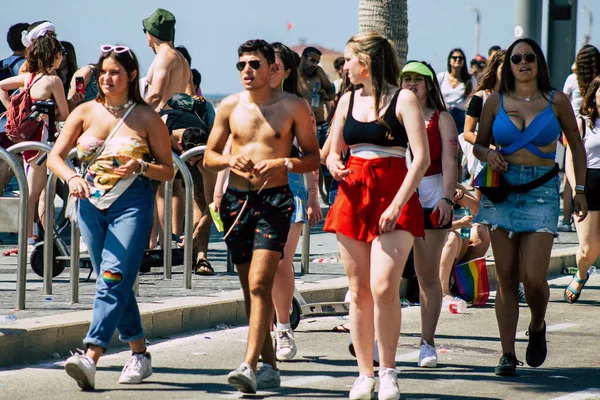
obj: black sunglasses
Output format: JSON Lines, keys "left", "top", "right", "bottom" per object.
{"left": 451, "top": 56, "right": 464, "bottom": 61}
{"left": 510, "top": 52, "right": 536, "bottom": 65}
{"left": 236, "top": 60, "right": 261, "bottom": 72}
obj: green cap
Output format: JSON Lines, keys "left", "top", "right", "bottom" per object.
{"left": 401, "top": 62, "right": 434, "bottom": 80}
{"left": 142, "top": 8, "right": 176, "bottom": 42}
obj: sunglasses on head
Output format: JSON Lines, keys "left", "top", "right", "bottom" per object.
{"left": 182, "top": 141, "right": 205, "bottom": 151}
{"left": 510, "top": 52, "right": 536, "bottom": 64}
{"left": 100, "top": 45, "right": 133, "bottom": 57}
{"left": 451, "top": 56, "right": 464, "bottom": 61}
{"left": 236, "top": 60, "right": 261, "bottom": 72}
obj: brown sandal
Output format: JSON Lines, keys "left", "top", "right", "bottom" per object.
{"left": 193, "top": 258, "right": 214, "bottom": 276}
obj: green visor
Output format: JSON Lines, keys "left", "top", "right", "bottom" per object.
{"left": 401, "top": 62, "right": 433, "bottom": 80}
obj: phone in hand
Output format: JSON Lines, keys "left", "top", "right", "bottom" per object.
{"left": 429, "top": 209, "right": 441, "bottom": 228}
{"left": 75, "top": 77, "right": 85, "bottom": 94}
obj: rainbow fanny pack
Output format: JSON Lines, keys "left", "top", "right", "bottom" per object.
{"left": 474, "top": 163, "right": 559, "bottom": 203}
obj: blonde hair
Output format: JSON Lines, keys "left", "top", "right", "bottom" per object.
{"left": 346, "top": 31, "right": 401, "bottom": 139}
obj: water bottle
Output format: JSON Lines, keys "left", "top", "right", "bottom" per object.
{"left": 311, "top": 81, "right": 321, "bottom": 108}
{"left": 0, "top": 315, "right": 17, "bottom": 324}
{"left": 455, "top": 207, "right": 471, "bottom": 239}
{"left": 442, "top": 298, "right": 467, "bottom": 314}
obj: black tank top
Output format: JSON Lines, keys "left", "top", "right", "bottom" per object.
{"left": 343, "top": 89, "right": 408, "bottom": 148}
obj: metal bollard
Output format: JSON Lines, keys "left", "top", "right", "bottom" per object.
{"left": 163, "top": 151, "right": 194, "bottom": 289}
{"left": 0, "top": 147, "right": 30, "bottom": 310}
{"left": 69, "top": 218, "right": 80, "bottom": 304}
{"left": 43, "top": 150, "right": 77, "bottom": 296}
{"left": 301, "top": 174, "right": 312, "bottom": 274}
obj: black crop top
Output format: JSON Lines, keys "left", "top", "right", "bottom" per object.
{"left": 343, "top": 89, "right": 409, "bottom": 148}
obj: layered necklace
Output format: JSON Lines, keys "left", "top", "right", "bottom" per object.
{"left": 103, "top": 99, "right": 133, "bottom": 115}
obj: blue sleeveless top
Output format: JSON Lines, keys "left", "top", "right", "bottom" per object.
{"left": 492, "top": 91, "right": 560, "bottom": 159}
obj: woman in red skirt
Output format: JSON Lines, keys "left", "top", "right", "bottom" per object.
{"left": 324, "top": 31, "right": 430, "bottom": 400}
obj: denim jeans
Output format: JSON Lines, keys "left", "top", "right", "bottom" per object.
{"left": 78, "top": 177, "right": 154, "bottom": 349}
{"left": 449, "top": 107, "right": 466, "bottom": 134}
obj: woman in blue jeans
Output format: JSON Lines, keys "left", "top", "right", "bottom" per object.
{"left": 47, "top": 45, "right": 173, "bottom": 390}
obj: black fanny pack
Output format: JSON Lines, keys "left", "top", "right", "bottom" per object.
{"left": 478, "top": 163, "right": 559, "bottom": 203}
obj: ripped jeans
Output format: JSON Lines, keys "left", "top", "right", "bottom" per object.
{"left": 78, "top": 177, "right": 154, "bottom": 349}
{"left": 474, "top": 164, "right": 560, "bottom": 237}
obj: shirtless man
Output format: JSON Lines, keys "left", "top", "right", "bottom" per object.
{"left": 142, "top": 8, "right": 193, "bottom": 110}
{"left": 204, "top": 39, "right": 319, "bottom": 393}
{"left": 298, "top": 46, "right": 335, "bottom": 203}
{"left": 142, "top": 8, "right": 195, "bottom": 248}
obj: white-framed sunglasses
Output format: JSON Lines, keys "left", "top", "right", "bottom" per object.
{"left": 100, "top": 45, "right": 132, "bottom": 58}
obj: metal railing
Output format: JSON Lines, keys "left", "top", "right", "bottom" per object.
{"left": 6, "top": 142, "right": 53, "bottom": 308}
{"left": 163, "top": 151, "right": 194, "bottom": 288}
{"left": 0, "top": 147, "right": 29, "bottom": 310}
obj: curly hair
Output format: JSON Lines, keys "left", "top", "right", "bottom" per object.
{"left": 24, "top": 21, "right": 61, "bottom": 74}
{"left": 575, "top": 45, "right": 600, "bottom": 101}
{"left": 579, "top": 75, "right": 600, "bottom": 129}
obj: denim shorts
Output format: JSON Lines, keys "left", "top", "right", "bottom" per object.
{"left": 474, "top": 164, "right": 559, "bottom": 236}
{"left": 288, "top": 172, "right": 308, "bottom": 223}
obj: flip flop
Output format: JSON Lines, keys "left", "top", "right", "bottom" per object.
{"left": 193, "top": 258, "right": 214, "bottom": 276}
{"left": 564, "top": 272, "right": 590, "bottom": 304}
{"left": 332, "top": 324, "right": 350, "bottom": 333}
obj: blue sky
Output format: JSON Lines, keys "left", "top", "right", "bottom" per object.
{"left": 2, "top": 0, "right": 600, "bottom": 95}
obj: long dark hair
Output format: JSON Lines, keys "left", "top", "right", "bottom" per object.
{"left": 60, "top": 41, "right": 78, "bottom": 94}
{"left": 500, "top": 38, "right": 554, "bottom": 98}
{"left": 24, "top": 21, "right": 61, "bottom": 75}
{"left": 475, "top": 50, "right": 506, "bottom": 92}
{"left": 346, "top": 31, "right": 400, "bottom": 139}
{"left": 95, "top": 48, "right": 145, "bottom": 106}
{"left": 271, "top": 42, "right": 301, "bottom": 97}
{"left": 446, "top": 48, "right": 473, "bottom": 97}
{"left": 580, "top": 75, "right": 600, "bottom": 128}
{"left": 402, "top": 61, "right": 447, "bottom": 112}
{"left": 575, "top": 45, "right": 600, "bottom": 100}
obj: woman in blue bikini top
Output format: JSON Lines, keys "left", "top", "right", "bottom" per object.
{"left": 471, "top": 38, "right": 588, "bottom": 376}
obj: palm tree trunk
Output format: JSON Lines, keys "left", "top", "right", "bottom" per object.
{"left": 358, "top": 0, "right": 408, "bottom": 66}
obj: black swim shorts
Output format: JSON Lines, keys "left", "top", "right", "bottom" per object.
{"left": 220, "top": 185, "right": 294, "bottom": 264}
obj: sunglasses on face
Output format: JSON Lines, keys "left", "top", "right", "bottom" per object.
{"left": 510, "top": 52, "right": 536, "bottom": 64}
{"left": 236, "top": 60, "right": 261, "bottom": 72}
{"left": 451, "top": 56, "right": 464, "bottom": 61}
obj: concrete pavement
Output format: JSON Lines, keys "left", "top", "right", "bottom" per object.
{"left": 1, "top": 274, "right": 599, "bottom": 399}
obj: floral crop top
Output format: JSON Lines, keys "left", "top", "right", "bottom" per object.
{"left": 76, "top": 135, "right": 151, "bottom": 200}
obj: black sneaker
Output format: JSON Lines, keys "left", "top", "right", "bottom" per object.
{"left": 526, "top": 321, "right": 547, "bottom": 367}
{"left": 495, "top": 353, "right": 522, "bottom": 376}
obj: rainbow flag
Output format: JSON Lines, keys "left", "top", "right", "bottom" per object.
{"left": 451, "top": 257, "right": 490, "bottom": 306}
{"left": 473, "top": 164, "right": 501, "bottom": 188}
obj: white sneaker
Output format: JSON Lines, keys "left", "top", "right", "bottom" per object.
{"left": 349, "top": 374, "right": 376, "bottom": 400}
{"left": 227, "top": 362, "right": 257, "bottom": 393}
{"left": 418, "top": 339, "right": 438, "bottom": 368}
{"left": 64, "top": 352, "right": 96, "bottom": 390}
{"left": 256, "top": 363, "right": 281, "bottom": 390}
{"left": 378, "top": 368, "right": 400, "bottom": 400}
{"left": 276, "top": 328, "right": 297, "bottom": 361}
{"left": 119, "top": 353, "right": 153, "bottom": 384}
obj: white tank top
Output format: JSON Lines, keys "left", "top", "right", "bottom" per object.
{"left": 583, "top": 117, "right": 600, "bottom": 169}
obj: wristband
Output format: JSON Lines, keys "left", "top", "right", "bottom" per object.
{"left": 67, "top": 174, "right": 80, "bottom": 184}
{"left": 134, "top": 160, "right": 148, "bottom": 176}
{"left": 441, "top": 197, "right": 453, "bottom": 205}
{"left": 575, "top": 184, "right": 586, "bottom": 193}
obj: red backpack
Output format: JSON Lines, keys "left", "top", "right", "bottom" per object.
{"left": 4, "top": 73, "right": 44, "bottom": 144}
